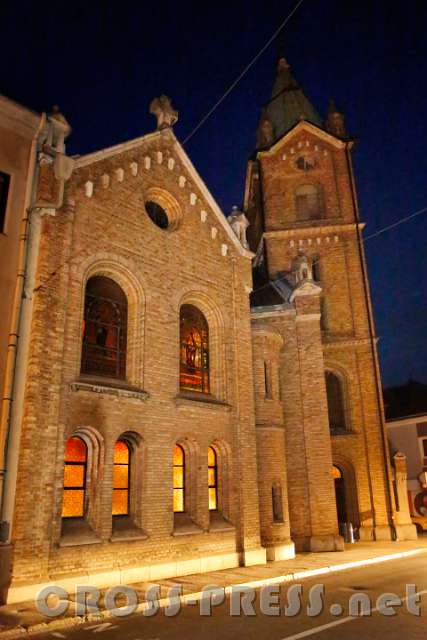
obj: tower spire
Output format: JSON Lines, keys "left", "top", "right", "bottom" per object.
{"left": 256, "top": 58, "right": 323, "bottom": 149}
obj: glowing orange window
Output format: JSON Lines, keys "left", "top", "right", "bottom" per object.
{"left": 62, "top": 436, "right": 87, "bottom": 518}
{"left": 112, "top": 440, "right": 130, "bottom": 516}
{"left": 173, "top": 445, "right": 185, "bottom": 513}
{"left": 208, "top": 446, "right": 218, "bottom": 511}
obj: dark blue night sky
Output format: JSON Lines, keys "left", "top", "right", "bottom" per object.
{"left": 1, "top": 1, "right": 426, "bottom": 387}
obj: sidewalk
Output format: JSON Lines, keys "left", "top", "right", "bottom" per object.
{"left": 1, "top": 539, "right": 426, "bottom": 638}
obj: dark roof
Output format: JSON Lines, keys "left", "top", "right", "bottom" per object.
{"left": 250, "top": 265, "right": 293, "bottom": 309}
{"left": 383, "top": 379, "right": 427, "bottom": 421}
{"left": 263, "top": 59, "right": 323, "bottom": 145}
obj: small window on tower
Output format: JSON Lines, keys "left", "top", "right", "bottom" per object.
{"left": 295, "top": 184, "right": 324, "bottom": 220}
{"left": 0, "top": 171, "right": 11, "bottom": 234}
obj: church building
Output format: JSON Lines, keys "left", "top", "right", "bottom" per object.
{"left": 0, "top": 59, "right": 416, "bottom": 604}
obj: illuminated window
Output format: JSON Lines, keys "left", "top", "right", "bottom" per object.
{"left": 62, "top": 436, "right": 87, "bottom": 518}
{"left": 180, "top": 304, "right": 210, "bottom": 394}
{"left": 112, "top": 440, "right": 130, "bottom": 516}
{"left": 332, "top": 465, "right": 342, "bottom": 479}
{"left": 173, "top": 445, "right": 185, "bottom": 513}
{"left": 81, "top": 276, "right": 127, "bottom": 379}
{"left": 325, "top": 371, "right": 347, "bottom": 433}
{"left": 0, "top": 171, "right": 10, "bottom": 234}
{"left": 295, "top": 184, "right": 324, "bottom": 220}
{"left": 208, "top": 447, "right": 218, "bottom": 511}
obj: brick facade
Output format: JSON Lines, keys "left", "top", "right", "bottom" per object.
{"left": 2, "top": 77, "right": 406, "bottom": 603}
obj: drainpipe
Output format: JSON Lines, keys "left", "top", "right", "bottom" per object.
{"left": 0, "top": 113, "right": 46, "bottom": 542}
{"left": 0, "top": 110, "right": 73, "bottom": 546}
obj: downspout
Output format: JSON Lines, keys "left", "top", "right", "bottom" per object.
{"left": 0, "top": 112, "right": 73, "bottom": 546}
{"left": 345, "top": 143, "right": 397, "bottom": 540}
{"left": 0, "top": 112, "right": 46, "bottom": 542}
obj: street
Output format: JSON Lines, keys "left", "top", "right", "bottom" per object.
{"left": 36, "top": 553, "right": 427, "bottom": 640}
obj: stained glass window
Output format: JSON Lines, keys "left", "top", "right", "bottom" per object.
{"left": 173, "top": 445, "right": 185, "bottom": 513}
{"left": 325, "top": 371, "right": 347, "bottom": 433}
{"left": 62, "top": 436, "right": 87, "bottom": 518}
{"left": 81, "top": 276, "right": 127, "bottom": 379}
{"left": 112, "top": 440, "right": 130, "bottom": 516}
{"left": 180, "top": 304, "right": 210, "bottom": 394}
{"left": 208, "top": 447, "right": 218, "bottom": 511}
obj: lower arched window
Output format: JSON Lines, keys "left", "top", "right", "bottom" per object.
{"left": 180, "top": 304, "right": 210, "bottom": 394}
{"left": 112, "top": 440, "right": 130, "bottom": 516}
{"left": 62, "top": 436, "right": 87, "bottom": 518}
{"left": 173, "top": 445, "right": 185, "bottom": 513}
{"left": 208, "top": 447, "right": 218, "bottom": 511}
{"left": 325, "top": 371, "right": 347, "bottom": 433}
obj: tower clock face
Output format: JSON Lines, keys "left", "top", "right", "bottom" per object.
{"left": 295, "top": 155, "right": 317, "bottom": 171}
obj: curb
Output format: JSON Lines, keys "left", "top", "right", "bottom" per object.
{"left": 2, "top": 547, "right": 426, "bottom": 639}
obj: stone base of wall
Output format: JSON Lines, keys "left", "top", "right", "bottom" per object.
{"left": 293, "top": 535, "right": 344, "bottom": 552}
{"left": 309, "top": 535, "right": 344, "bottom": 552}
{"left": 265, "top": 541, "right": 295, "bottom": 561}
{"left": 6, "top": 551, "right": 242, "bottom": 605}
{"left": 395, "top": 523, "right": 418, "bottom": 541}
{"left": 240, "top": 547, "right": 267, "bottom": 567}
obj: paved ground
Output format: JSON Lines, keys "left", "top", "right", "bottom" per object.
{"left": 1, "top": 538, "right": 427, "bottom": 639}
{"left": 35, "top": 554, "right": 427, "bottom": 640}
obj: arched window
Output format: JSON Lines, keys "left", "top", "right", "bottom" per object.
{"left": 295, "top": 184, "right": 324, "bottom": 220}
{"left": 272, "top": 483, "right": 284, "bottom": 523}
{"left": 208, "top": 447, "right": 218, "bottom": 511}
{"left": 180, "top": 304, "right": 210, "bottom": 394}
{"left": 62, "top": 436, "right": 87, "bottom": 518}
{"left": 325, "top": 371, "right": 347, "bottom": 433}
{"left": 173, "top": 445, "right": 185, "bottom": 513}
{"left": 112, "top": 440, "right": 130, "bottom": 516}
{"left": 81, "top": 276, "right": 127, "bottom": 379}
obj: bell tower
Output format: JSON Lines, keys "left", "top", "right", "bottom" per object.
{"left": 247, "top": 58, "right": 408, "bottom": 547}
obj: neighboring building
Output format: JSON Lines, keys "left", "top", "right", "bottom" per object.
{"left": 0, "top": 97, "right": 43, "bottom": 592}
{"left": 0, "top": 61, "right": 415, "bottom": 604}
{"left": 0, "top": 96, "right": 42, "bottom": 418}
{"left": 385, "top": 380, "right": 427, "bottom": 525}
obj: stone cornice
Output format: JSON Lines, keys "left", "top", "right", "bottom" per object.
{"left": 70, "top": 380, "right": 149, "bottom": 401}
{"left": 256, "top": 120, "right": 349, "bottom": 155}
{"left": 251, "top": 305, "right": 295, "bottom": 319}
{"left": 322, "top": 336, "right": 379, "bottom": 350}
{"left": 74, "top": 130, "right": 162, "bottom": 168}
{"left": 264, "top": 222, "right": 365, "bottom": 240}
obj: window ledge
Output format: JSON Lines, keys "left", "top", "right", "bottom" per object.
{"left": 174, "top": 392, "right": 231, "bottom": 411}
{"left": 71, "top": 378, "right": 149, "bottom": 401}
{"left": 330, "top": 430, "right": 356, "bottom": 437}
{"left": 208, "top": 514, "right": 235, "bottom": 533}
{"left": 110, "top": 517, "right": 148, "bottom": 542}
{"left": 110, "top": 531, "right": 148, "bottom": 543}
{"left": 172, "top": 516, "right": 204, "bottom": 536}
{"left": 59, "top": 520, "right": 102, "bottom": 547}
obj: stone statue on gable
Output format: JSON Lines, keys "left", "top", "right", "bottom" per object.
{"left": 228, "top": 206, "right": 250, "bottom": 249}
{"left": 149, "top": 95, "right": 179, "bottom": 130}
{"left": 293, "top": 250, "right": 313, "bottom": 285}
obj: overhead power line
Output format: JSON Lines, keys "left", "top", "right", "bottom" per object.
{"left": 182, "top": 0, "right": 306, "bottom": 145}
